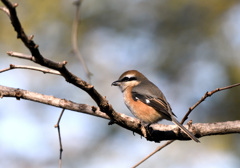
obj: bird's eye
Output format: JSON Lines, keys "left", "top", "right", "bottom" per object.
{"left": 121, "top": 76, "right": 137, "bottom": 82}
{"left": 121, "top": 77, "right": 130, "bottom": 82}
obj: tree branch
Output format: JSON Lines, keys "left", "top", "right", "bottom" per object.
{"left": 7, "top": 51, "right": 36, "bottom": 61}
{"left": 181, "top": 83, "right": 240, "bottom": 124}
{"left": 1, "top": 84, "right": 240, "bottom": 142}
{"left": 0, "top": 85, "right": 109, "bottom": 120}
{"left": 0, "top": 6, "right": 10, "bottom": 16}
{"left": 0, "top": 0, "right": 121, "bottom": 127}
{"left": 132, "top": 140, "right": 174, "bottom": 168}
{"left": 54, "top": 108, "right": 65, "bottom": 168}
{"left": 0, "top": 64, "right": 61, "bottom": 75}
{"left": 72, "top": 0, "right": 92, "bottom": 83}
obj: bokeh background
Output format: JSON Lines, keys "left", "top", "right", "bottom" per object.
{"left": 0, "top": 0, "right": 240, "bottom": 167}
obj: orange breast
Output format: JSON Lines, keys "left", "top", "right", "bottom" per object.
{"left": 123, "top": 87, "right": 163, "bottom": 123}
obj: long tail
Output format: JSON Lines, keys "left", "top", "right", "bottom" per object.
{"left": 171, "top": 117, "right": 200, "bottom": 143}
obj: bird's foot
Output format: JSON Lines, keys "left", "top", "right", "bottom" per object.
{"left": 140, "top": 122, "right": 154, "bottom": 138}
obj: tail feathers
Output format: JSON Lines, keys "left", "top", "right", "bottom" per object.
{"left": 171, "top": 117, "right": 200, "bottom": 143}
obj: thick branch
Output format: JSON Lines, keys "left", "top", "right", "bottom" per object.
{"left": 0, "top": 85, "right": 109, "bottom": 120}
{"left": 1, "top": 85, "right": 240, "bottom": 142}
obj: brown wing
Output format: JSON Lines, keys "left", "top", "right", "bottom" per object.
{"left": 132, "top": 92, "right": 175, "bottom": 121}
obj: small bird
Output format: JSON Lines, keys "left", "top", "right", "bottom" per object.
{"left": 112, "top": 70, "right": 199, "bottom": 142}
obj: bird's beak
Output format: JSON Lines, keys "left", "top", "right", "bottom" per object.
{"left": 111, "top": 80, "right": 121, "bottom": 86}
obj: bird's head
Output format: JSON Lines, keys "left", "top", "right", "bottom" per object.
{"left": 112, "top": 70, "right": 147, "bottom": 92}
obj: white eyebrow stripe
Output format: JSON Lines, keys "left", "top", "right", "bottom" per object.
{"left": 125, "top": 74, "right": 135, "bottom": 78}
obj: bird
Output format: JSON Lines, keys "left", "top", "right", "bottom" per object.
{"left": 112, "top": 70, "right": 200, "bottom": 143}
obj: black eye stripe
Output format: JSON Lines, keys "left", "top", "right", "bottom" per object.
{"left": 121, "top": 76, "right": 137, "bottom": 82}
{"left": 129, "top": 77, "right": 137, "bottom": 81}
{"left": 121, "top": 77, "right": 129, "bottom": 81}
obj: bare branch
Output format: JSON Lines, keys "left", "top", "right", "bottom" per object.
{"left": 0, "top": 6, "right": 10, "bottom": 16}
{"left": 72, "top": 0, "right": 92, "bottom": 83}
{"left": 181, "top": 83, "right": 240, "bottom": 124}
{"left": 54, "top": 109, "right": 65, "bottom": 168}
{"left": 132, "top": 140, "right": 174, "bottom": 168}
{"left": 7, "top": 51, "right": 36, "bottom": 61}
{"left": 1, "top": 0, "right": 120, "bottom": 125}
{"left": 141, "top": 120, "right": 240, "bottom": 165}
{"left": 1, "top": 84, "right": 240, "bottom": 142}
{"left": 0, "top": 85, "right": 109, "bottom": 120}
{"left": 0, "top": 64, "right": 61, "bottom": 75}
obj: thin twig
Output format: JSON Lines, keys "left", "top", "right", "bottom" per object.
{"left": 7, "top": 51, "right": 36, "bottom": 61}
{"left": 72, "top": 0, "right": 92, "bottom": 83}
{"left": 181, "top": 83, "right": 240, "bottom": 124}
{"left": 132, "top": 140, "right": 174, "bottom": 168}
{"left": 0, "top": 64, "right": 61, "bottom": 75}
{"left": 54, "top": 108, "right": 65, "bottom": 168}
{"left": 0, "top": 6, "right": 10, "bottom": 16}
